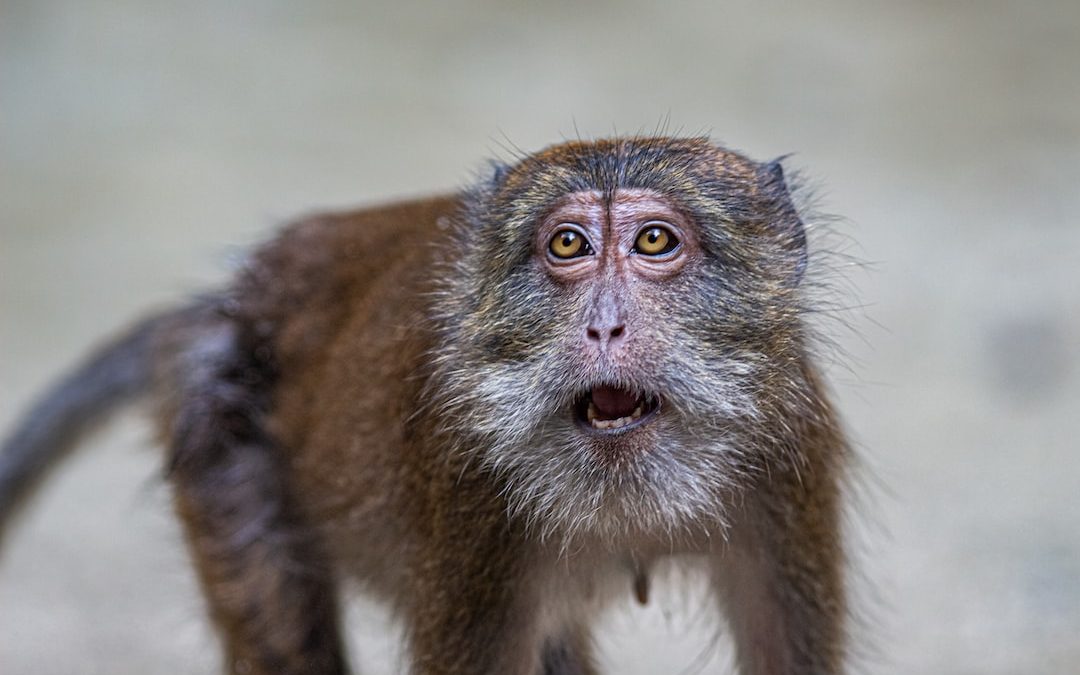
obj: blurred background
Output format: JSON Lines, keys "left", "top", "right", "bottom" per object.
{"left": 2, "top": 1, "right": 1078, "bottom": 673}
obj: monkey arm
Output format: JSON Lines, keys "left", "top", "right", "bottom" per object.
{"left": 401, "top": 465, "right": 598, "bottom": 675}
{"left": 716, "top": 484, "right": 846, "bottom": 675}
{"left": 404, "top": 475, "right": 544, "bottom": 675}
{"left": 713, "top": 390, "right": 848, "bottom": 675}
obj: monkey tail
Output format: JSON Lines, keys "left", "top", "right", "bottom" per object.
{"left": 0, "top": 314, "right": 162, "bottom": 545}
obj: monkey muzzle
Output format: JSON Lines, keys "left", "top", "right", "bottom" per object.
{"left": 575, "top": 384, "right": 661, "bottom": 434}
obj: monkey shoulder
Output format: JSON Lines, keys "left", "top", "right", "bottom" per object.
{"left": 226, "top": 195, "right": 460, "bottom": 365}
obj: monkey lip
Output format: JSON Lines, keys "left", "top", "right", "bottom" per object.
{"left": 574, "top": 385, "right": 661, "bottom": 434}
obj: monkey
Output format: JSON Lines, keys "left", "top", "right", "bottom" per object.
{"left": 0, "top": 136, "right": 850, "bottom": 675}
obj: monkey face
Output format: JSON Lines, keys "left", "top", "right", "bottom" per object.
{"left": 429, "top": 137, "right": 810, "bottom": 542}
{"left": 534, "top": 188, "right": 693, "bottom": 439}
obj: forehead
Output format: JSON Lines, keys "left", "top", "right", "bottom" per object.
{"left": 544, "top": 188, "right": 686, "bottom": 221}
{"left": 502, "top": 137, "right": 758, "bottom": 195}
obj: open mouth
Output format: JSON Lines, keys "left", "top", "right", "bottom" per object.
{"left": 574, "top": 384, "right": 661, "bottom": 433}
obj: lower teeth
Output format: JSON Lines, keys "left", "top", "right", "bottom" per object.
{"left": 587, "top": 402, "right": 645, "bottom": 430}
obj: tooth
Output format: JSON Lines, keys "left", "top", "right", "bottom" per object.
{"left": 631, "top": 406, "right": 642, "bottom": 419}
{"left": 587, "top": 403, "right": 597, "bottom": 422}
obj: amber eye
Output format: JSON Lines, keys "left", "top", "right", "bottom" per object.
{"left": 634, "top": 224, "right": 679, "bottom": 256}
{"left": 549, "top": 228, "right": 592, "bottom": 259}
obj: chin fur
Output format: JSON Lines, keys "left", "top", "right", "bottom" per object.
{"left": 421, "top": 335, "right": 798, "bottom": 549}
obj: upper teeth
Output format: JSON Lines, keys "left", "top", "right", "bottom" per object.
{"left": 587, "top": 402, "right": 644, "bottom": 430}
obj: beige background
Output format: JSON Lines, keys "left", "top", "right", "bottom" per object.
{"left": 2, "top": 1, "right": 1079, "bottom": 673}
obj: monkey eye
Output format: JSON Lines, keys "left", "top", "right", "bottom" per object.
{"left": 549, "top": 228, "right": 593, "bottom": 259}
{"left": 633, "top": 224, "right": 679, "bottom": 256}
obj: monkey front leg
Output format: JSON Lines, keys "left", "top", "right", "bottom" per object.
{"left": 714, "top": 471, "right": 847, "bottom": 675}
{"left": 404, "top": 502, "right": 597, "bottom": 675}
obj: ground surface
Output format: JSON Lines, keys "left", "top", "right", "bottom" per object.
{"left": 2, "top": 1, "right": 1079, "bottom": 673}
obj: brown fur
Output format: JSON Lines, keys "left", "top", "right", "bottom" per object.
{"left": 2, "top": 137, "right": 850, "bottom": 674}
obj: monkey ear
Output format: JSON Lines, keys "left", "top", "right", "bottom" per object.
{"left": 463, "top": 160, "right": 512, "bottom": 229}
{"left": 758, "top": 158, "right": 807, "bottom": 286}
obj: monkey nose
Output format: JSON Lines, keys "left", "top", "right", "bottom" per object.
{"left": 586, "top": 320, "right": 627, "bottom": 350}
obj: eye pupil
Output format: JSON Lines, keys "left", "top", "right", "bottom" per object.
{"left": 549, "top": 228, "right": 588, "bottom": 259}
{"left": 635, "top": 225, "right": 677, "bottom": 256}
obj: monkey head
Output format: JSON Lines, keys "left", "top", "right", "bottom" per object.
{"left": 429, "top": 137, "right": 811, "bottom": 543}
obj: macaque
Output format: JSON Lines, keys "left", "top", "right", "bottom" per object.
{"left": 0, "top": 136, "right": 849, "bottom": 674}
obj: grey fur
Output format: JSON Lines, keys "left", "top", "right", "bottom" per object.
{"left": 0, "top": 313, "right": 161, "bottom": 545}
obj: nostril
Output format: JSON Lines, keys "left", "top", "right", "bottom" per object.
{"left": 586, "top": 324, "right": 626, "bottom": 345}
